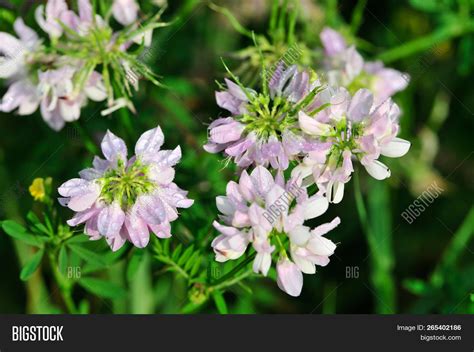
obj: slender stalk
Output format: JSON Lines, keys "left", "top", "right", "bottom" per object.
{"left": 354, "top": 170, "right": 396, "bottom": 313}
{"left": 118, "top": 108, "right": 136, "bottom": 141}
{"left": 210, "top": 269, "right": 254, "bottom": 292}
{"left": 73, "top": 122, "right": 98, "bottom": 155}
{"left": 48, "top": 250, "right": 77, "bottom": 314}
{"left": 211, "top": 252, "right": 256, "bottom": 286}
{"left": 377, "top": 21, "right": 474, "bottom": 63}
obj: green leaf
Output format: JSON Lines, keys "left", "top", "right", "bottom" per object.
{"left": 20, "top": 248, "right": 45, "bottom": 281}
{"left": 58, "top": 246, "right": 68, "bottom": 276}
{"left": 212, "top": 290, "right": 228, "bottom": 314}
{"left": 78, "top": 300, "right": 90, "bottom": 314}
{"left": 409, "top": 0, "right": 446, "bottom": 13}
{"left": 78, "top": 277, "right": 127, "bottom": 299}
{"left": 2, "top": 220, "right": 43, "bottom": 247}
{"left": 184, "top": 251, "right": 200, "bottom": 272}
{"left": 171, "top": 244, "right": 183, "bottom": 262}
{"left": 403, "top": 278, "right": 428, "bottom": 295}
{"left": 26, "top": 211, "right": 50, "bottom": 236}
{"left": 68, "top": 244, "right": 107, "bottom": 267}
{"left": 65, "top": 234, "right": 92, "bottom": 244}
{"left": 177, "top": 245, "right": 194, "bottom": 266}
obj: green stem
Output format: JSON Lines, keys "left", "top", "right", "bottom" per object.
{"left": 73, "top": 122, "right": 98, "bottom": 155}
{"left": 350, "top": 0, "right": 368, "bottom": 35}
{"left": 212, "top": 252, "right": 256, "bottom": 286}
{"left": 354, "top": 170, "right": 396, "bottom": 313}
{"left": 377, "top": 21, "right": 474, "bottom": 63}
{"left": 48, "top": 250, "right": 77, "bottom": 314}
{"left": 210, "top": 268, "right": 253, "bottom": 292}
{"left": 430, "top": 207, "right": 474, "bottom": 287}
{"left": 118, "top": 108, "right": 135, "bottom": 141}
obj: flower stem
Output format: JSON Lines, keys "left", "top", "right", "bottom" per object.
{"left": 210, "top": 268, "right": 254, "bottom": 292}
{"left": 377, "top": 21, "right": 474, "bottom": 63}
{"left": 354, "top": 169, "right": 396, "bottom": 313}
{"left": 211, "top": 252, "right": 256, "bottom": 286}
{"left": 73, "top": 122, "right": 98, "bottom": 155}
{"left": 48, "top": 250, "right": 77, "bottom": 314}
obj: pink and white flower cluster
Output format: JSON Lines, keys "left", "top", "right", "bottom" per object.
{"left": 295, "top": 87, "right": 410, "bottom": 203}
{"left": 58, "top": 126, "right": 193, "bottom": 251}
{"left": 212, "top": 166, "right": 339, "bottom": 296}
{"left": 0, "top": 0, "right": 154, "bottom": 130}
{"left": 204, "top": 65, "right": 321, "bottom": 170}
{"left": 206, "top": 28, "right": 411, "bottom": 297}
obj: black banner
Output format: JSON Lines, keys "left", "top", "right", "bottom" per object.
{"left": 0, "top": 315, "right": 473, "bottom": 351}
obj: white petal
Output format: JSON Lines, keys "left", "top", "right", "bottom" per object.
{"left": 327, "top": 180, "right": 344, "bottom": 204}
{"left": 347, "top": 88, "right": 373, "bottom": 122}
{"left": 380, "top": 138, "right": 410, "bottom": 158}
{"left": 216, "top": 196, "right": 235, "bottom": 216}
{"left": 135, "top": 126, "right": 164, "bottom": 156}
{"left": 68, "top": 184, "right": 100, "bottom": 212}
{"left": 365, "top": 160, "right": 391, "bottom": 180}
{"left": 288, "top": 225, "right": 311, "bottom": 246}
{"left": 125, "top": 212, "right": 150, "bottom": 248}
{"left": 276, "top": 258, "right": 303, "bottom": 297}
{"left": 292, "top": 251, "right": 316, "bottom": 274}
{"left": 298, "top": 111, "right": 332, "bottom": 136}
{"left": 101, "top": 130, "right": 127, "bottom": 162}
{"left": 0, "top": 33, "right": 24, "bottom": 78}
{"left": 303, "top": 195, "right": 329, "bottom": 220}
{"left": 148, "top": 165, "right": 175, "bottom": 185}
{"left": 307, "top": 236, "right": 337, "bottom": 256}
{"left": 97, "top": 202, "right": 125, "bottom": 237}
{"left": 250, "top": 166, "right": 275, "bottom": 195}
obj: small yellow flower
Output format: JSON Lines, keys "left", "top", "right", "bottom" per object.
{"left": 29, "top": 178, "right": 46, "bottom": 201}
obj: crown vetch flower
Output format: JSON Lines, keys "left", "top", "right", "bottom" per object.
{"left": 294, "top": 87, "right": 410, "bottom": 203}
{"left": 58, "top": 126, "right": 193, "bottom": 251}
{"left": 204, "top": 65, "right": 324, "bottom": 170}
{"left": 211, "top": 165, "right": 339, "bottom": 296}
{"left": 0, "top": 19, "right": 42, "bottom": 115}
{"left": 320, "top": 27, "right": 408, "bottom": 105}
{"left": 1, "top": 0, "right": 164, "bottom": 130}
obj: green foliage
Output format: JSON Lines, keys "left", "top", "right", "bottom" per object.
{"left": 78, "top": 277, "right": 127, "bottom": 300}
{"left": 20, "top": 248, "right": 44, "bottom": 281}
{"left": 0, "top": 0, "right": 473, "bottom": 315}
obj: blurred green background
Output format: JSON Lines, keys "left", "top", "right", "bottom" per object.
{"left": 0, "top": 0, "right": 473, "bottom": 314}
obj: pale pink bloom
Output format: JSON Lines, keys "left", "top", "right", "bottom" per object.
{"left": 37, "top": 67, "right": 106, "bottom": 130}
{"left": 296, "top": 87, "right": 410, "bottom": 202}
{"left": 212, "top": 165, "right": 339, "bottom": 296}
{"left": 0, "top": 18, "right": 39, "bottom": 79}
{"left": 205, "top": 66, "right": 321, "bottom": 170}
{"left": 58, "top": 126, "right": 193, "bottom": 251}
{"left": 0, "top": 19, "right": 42, "bottom": 115}
{"left": 320, "top": 27, "right": 408, "bottom": 105}
{"left": 35, "top": 0, "right": 69, "bottom": 38}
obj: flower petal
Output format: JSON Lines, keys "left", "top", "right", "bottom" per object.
{"left": 101, "top": 130, "right": 127, "bottom": 162}
{"left": 97, "top": 202, "right": 125, "bottom": 238}
{"left": 276, "top": 258, "right": 303, "bottom": 297}
{"left": 125, "top": 212, "right": 150, "bottom": 248}
{"left": 135, "top": 126, "right": 165, "bottom": 156}
{"left": 347, "top": 89, "right": 373, "bottom": 122}
{"left": 302, "top": 195, "right": 329, "bottom": 220}
{"left": 364, "top": 160, "right": 391, "bottom": 180}
{"left": 380, "top": 137, "right": 410, "bottom": 158}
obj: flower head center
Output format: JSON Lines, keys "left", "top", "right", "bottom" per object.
{"left": 99, "top": 159, "right": 155, "bottom": 209}
{"left": 240, "top": 94, "right": 295, "bottom": 140}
